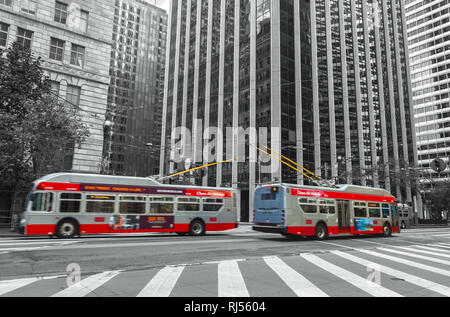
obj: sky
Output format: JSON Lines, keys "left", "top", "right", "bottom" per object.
{"left": 158, "top": 0, "right": 170, "bottom": 12}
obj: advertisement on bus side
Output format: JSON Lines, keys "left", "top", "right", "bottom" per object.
{"left": 109, "top": 215, "right": 175, "bottom": 230}
{"left": 354, "top": 218, "right": 374, "bottom": 232}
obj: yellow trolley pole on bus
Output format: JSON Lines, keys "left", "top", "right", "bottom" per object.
{"left": 253, "top": 145, "right": 338, "bottom": 188}
{"left": 250, "top": 145, "right": 316, "bottom": 183}
{"left": 158, "top": 158, "right": 237, "bottom": 182}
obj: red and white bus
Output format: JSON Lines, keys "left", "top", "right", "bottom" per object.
{"left": 253, "top": 183, "right": 400, "bottom": 240}
{"left": 20, "top": 173, "right": 237, "bottom": 238}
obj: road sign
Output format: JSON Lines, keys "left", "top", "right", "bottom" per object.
{"left": 430, "top": 158, "right": 447, "bottom": 173}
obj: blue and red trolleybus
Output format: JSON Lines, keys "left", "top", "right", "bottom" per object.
{"left": 253, "top": 183, "right": 400, "bottom": 240}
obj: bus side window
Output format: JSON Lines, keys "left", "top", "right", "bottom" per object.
{"left": 149, "top": 197, "right": 174, "bottom": 214}
{"left": 203, "top": 198, "right": 224, "bottom": 212}
{"left": 60, "top": 193, "right": 82, "bottom": 213}
{"left": 177, "top": 198, "right": 200, "bottom": 212}
{"left": 368, "top": 203, "right": 381, "bottom": 218}
{"left": 299, "top": 198, "right": 317, "bottom": 214}
{"left": 382, "top": 203, "right": 390, "bottom": 218}
{"left": 31, "top": 192, "right": 54, "bottom": 212}
{"left": 354, "top": 202, "right": 367, "bottom": 218}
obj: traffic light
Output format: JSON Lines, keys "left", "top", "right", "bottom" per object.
{"left": 430, "top": 158, "right": 447, "bottom": 173}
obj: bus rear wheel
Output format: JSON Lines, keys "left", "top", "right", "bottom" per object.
{"left": 315, "top": 223, "right": 328, "bottom": 240}
{"left": 382, "top": 223, "right": 392, "bottom": 237}
{"left": 189, "top": 220, "right": 206, "bottom": 236}
{"left": 56, "top": 220, "right": 78, "bottom": 239}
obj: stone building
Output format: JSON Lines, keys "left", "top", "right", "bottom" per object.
{"left": 0, "top": 0, "right": 114, "bottom": 173}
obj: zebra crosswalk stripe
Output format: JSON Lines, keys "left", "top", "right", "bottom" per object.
{"left": 409, "top": 245, "right": 450, "bottom": 255}
{"left": 217, "top": 260, "right": 249, "bottom": 297}
{"left": 263, "top": 256, "right": 328, "bottom": 297}
{"left": 377, "top": 247, "right": 450, "bottom": 266}
{"left": 386, "top": 245, "right": 450, "bottom": 259}
{"left": 0, "top": 277, "right": 39, "bottom": 296}
{"left": 52, "top": 271, "right": 121, "bottom": 297}
{"left": 433, "top": 244, "right": 450, "bottom": 249}
{"left": 356, "top": 249, "right": 450, "bottom": 277}
{"left": 331, "top": 250, "right": 450, "bottom": 297}
{"left": 137, "top": 266, "right": 185, "bottom": 297}
{"left": 301, "top": 253, "right": 402, "bottom": 297}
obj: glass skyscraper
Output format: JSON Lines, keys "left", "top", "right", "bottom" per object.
{"left": 406, "top": 0, "right": 450, "bottom": 184}
{"left": 103, "top": 0, "right": 167, "bottom": 177}
{"left": 161, "top": 0, "right": 419, "bottom": 221}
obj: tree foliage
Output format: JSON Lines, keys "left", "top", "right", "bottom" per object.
{"left": 422, "top": 180, "right": 450, "bottom": 220}
{"left": 0, "top": 42, "right": 90, "bottom": 192}
{"left": 0, "top": 42, "right": 50, "bottom": 117}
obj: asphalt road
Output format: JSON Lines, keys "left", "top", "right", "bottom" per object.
{"left": 1, "top": 226, "right": 450, "bottom": 297}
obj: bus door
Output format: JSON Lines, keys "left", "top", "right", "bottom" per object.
{"left": 391, "top": 204, "right": 400, "bottom": 230}
{"left": 337, "top": 200, "right": 350, "bottom": 232}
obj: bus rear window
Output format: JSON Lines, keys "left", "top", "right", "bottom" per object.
{"left": 261, "top": 193, "right": 277, "bottom": 201}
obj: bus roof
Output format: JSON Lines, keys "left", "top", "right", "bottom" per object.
{"left": 257, "top": 183, "right": 395, "bottom": 198}
{"left": 34, "top": 173, "right": 233, "bottom": 191}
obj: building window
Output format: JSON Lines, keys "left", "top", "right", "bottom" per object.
{"left": 49, "top": 80, "right": 60, "bottom": 96}
{"left": 49, "top": 37, "right": 64, "bottom": 61}
{"left": 79, "top": 10, "right": 89, "bottom": 32}
{"left": 66, "top": 85, "right": 81, "bottom": 107}
{"left": 0, "top": 0, "right": 12, "bottom": 6}
{"left": 16, "top": 28, "right": 33, "bottom": 49}
{"left": 21, "top": 0, "right": 37, "bottom": 14}
{"left": 70, "top": 43, "right": 85, "bottom": 67}
{"left": 0, "top": 22, "right": 8, "bottom": 47}
{"left": 54, "top": 1, "right": 68, "bottom": 24}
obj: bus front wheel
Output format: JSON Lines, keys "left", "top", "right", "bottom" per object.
{"left": 315, "top": 223, "right": 328, "bottom": 240}
{"left": 189, "top": 220, "right": 206, "bottom": 236}
{"left": 56, "top": 219, "right": 78, "bottom": 239}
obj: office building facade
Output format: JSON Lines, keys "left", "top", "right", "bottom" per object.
{"left": 161, "top": 0, "right": 419, "bottom": 221}
{"left": 0, "top": 0, "right": 114, "bottom": 173}
{"left": 406, "top": 0, "right": 450, "bottom": 182}
{"left": 102, "top": 0, "right": 167, "bottom": 177}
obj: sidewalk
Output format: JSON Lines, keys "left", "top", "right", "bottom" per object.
{"left": 0, "top": 227, "right": 21, "bottom": 237}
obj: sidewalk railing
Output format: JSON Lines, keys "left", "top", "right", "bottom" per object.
{"left": 0, "top": 211, "right": 22, "bottom": 230}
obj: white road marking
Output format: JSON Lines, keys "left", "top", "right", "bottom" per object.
{"left": 410, "top": 245, "right": 450, "bottom": 254}
{"left": 431, "top": 234, "right": 450, "bottom": 237}
{"left": 264, "top": 256, "right": 328, "bottom": 297}
{"left": 137, "top": 266, "right": 185, "bottom": 297}
{"left": 0, "top": 276, "right": 63, "bottom": 296}
{"left": 217, "top": 260, "right": 249, "bottom": 297}
{"left": 332, "top": 250, "right": 450, "bottom": 297}
{"left": 390, "top": 246, "right": 450, "bottom": 259}
{"left": 357, "top": 249, "right": 450, "bottom": 277}
{"left": 377, "top": 247, "right": 450, "bottom": 266}
{"left": 52, "top": 271, "right": 121, "bottom": 297}
{"left": 301, "top": 253, "right": 402, "bottom": 297}
{"left": 0, "top": 241, "right": 76, "bottom": 246}
{"left": 0, "top": 246, "right": 49, "bottom": 252}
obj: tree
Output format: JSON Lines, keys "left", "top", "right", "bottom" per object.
{"left": 0, "top": 42, "right": 50, "bottom": 117}
{"left": 0, "top": 42, "right": 90, "bottom": 213}
{"left": 421, "top": 180, "right": 450, "bottom": 220}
